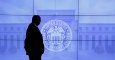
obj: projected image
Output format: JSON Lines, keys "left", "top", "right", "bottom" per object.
{"left": 41, "top": 20, "right": 72, "bottom": 52}
{"left": 0, "top": 0, "right": 115, "bottom": 60}
{"left": 38, "top": 10, "right": 77, "bottom": 60}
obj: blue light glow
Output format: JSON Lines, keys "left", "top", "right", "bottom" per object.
{"left": 0, "top": 0, "right": 115, "bottom": 60}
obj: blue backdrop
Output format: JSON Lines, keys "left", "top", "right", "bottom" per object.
{"left": 0, "top": 0, "right": 115, "bottom": 60}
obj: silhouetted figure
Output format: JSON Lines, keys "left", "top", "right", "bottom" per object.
{"left": 24, "top": 15, "right": 44, "bottom": 60}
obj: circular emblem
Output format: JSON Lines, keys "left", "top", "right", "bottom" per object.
{"left": 41, "top": 20, "right": 72, "bottom": 52}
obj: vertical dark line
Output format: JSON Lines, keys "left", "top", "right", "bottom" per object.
{"left": 77, "top": 0, "right": 80, "bottom": 60}
{"left": 54, "top": 0, "right": 56, "bottom": 17}
{"left": 55, "top": 0, "right": 56, "bottom": 10}
{"left": 33, "top": 0, "right": 35, "bottom": 15}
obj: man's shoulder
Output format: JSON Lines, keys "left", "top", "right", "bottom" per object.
{"left": 28, "top": 23, "right": 35, "bottom": 28}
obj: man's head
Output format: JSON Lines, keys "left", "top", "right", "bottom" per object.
{"left": 32, "top": 15, "right": 41, "bottom": 26}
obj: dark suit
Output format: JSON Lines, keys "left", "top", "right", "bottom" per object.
{"left": 24, "top": 23, "right": 44, "bottom": 60}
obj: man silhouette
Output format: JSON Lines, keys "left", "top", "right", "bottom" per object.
{"left": 24, "top": 15, "right": 44, "bottom": 60}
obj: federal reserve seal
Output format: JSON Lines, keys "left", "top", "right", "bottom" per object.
{"left": 41, "top": 20, "right": 72, "bottom": 52}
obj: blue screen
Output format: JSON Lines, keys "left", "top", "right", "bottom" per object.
{"left": 0, "top": 0, "right": 115, "bottom": 60}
